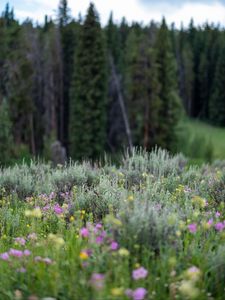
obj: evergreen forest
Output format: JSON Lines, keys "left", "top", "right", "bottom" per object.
{"left": 0, "top": 1, "right": 225, "bottom": 164}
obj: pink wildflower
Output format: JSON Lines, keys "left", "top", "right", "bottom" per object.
{"left": 188, "top": 266, "right": 199, "bottom": 273}
{"left": 94, "top": 223, "right": 103, "bottom": 234}
{"left": 125, "top": 289, "right": 133, "bottom": 298}
{"left": 43, "top": 205, "right": 50, "bottom": 212}
{"left": 216, "top": 211, "right": 221, "bottom": 218}
{"left": 188, "top": 223, "right": 197, "bottom": 233}
{"left": 9, "top": 249, "right": 24, "bottom": 258}
{"left": 110, "top": 241, "right": 119, "bottom": 251}
{"left": 54, "top": 204, "right": 63, "bottom": 215}
{"left": 215, "top": 222, "right": 225, "bottom": 231}
{"left": 90, "top": 273, "right": 105, "bottom": 290}
{"left": 42, "top": 257, "right": 53, "bottom": 264}
{"left": 34, "top": 256, "right": 42, "bottom": 262}
{"left": 207, "top": 219, "right": 213, "bottom": 226}
{"left": 23, "top": 250, "right": 31, "bottom": 256}
{"left": 132, "top": 267, "right": 148, "bottom": 280}
{"left": 34, "top": 256, "right": 52, "bottom": 264}
{"left": 27, "top": 233, "right": 37, "bottom": 241}
{"left": 95, "top": 230, "right": 107, "bottom": 244}
{"left": 16, "top": 267, "right": 26, "bottom": 273}
{"left": 132, "top": 288, "right": 147, "bottom": 300}
{"left": 14, "top": 237, "right": 26, "bottom": 246}
{"left": 80, "top": 227, "right": 89, "bottom": 238}
{"left": 96, "top": 236, "right": 104, "bottom": 244}
{"left": 0, "top": 252, "right": 10, "bottom": 261}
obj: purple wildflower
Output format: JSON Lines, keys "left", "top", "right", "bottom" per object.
{"left": 216, "top": 211, "right": 221, "bottom": 218}
{"left": 34, "top": 256, "right": 52, "bottom": 264}
{"left": 54, "top": 204, "right": 63, "bottom": 215}
{"left": 96, "top": 236, "right": 104, "bottom": 244}
{"left": 0, "top": 252, "right": 10, "bottom": 261}
{"left": 215, "top": 222, "right": 224, "bottom": 231}
{"left": 188, "top": 223, "right": 197, "bottom": 233}
{"left": 23, "top": 250, "right": 31, "bottom": 256}
{"left": 132, "top": 267, "right": 148, "bottom": 280}
{"left": 84, "top": 249, "right": 93, "bottom": 256}
{"left": 80, "top": 227, "right": 89, "bottom": 238}
{"left": 49, "top": 192, "right": 56, "bottom": 200}
{"left": 90, "top": 273, "right": 105, "bottom": 290}
{"left": 125, "top": 289, "right": 134, "bottom": 298}
{"left": 95, "top": 230, "right": 107, "bottom": 244}
{"left": 132, "top": 288, "right": 147, "bottom": 300}
{"left": 42, "top": 205, "right": 50, "bottom": 212}
{"left": 42, "top": 257, "right": 53, "bottom": 264}
{"left": 14, "top": 237, "right": 26, "bottom": 246}
{"left": 94, "top": 223, "right": 103, "bottom": 234}
{"left": 34, "top": 256, "right": 42, "bottom": 262}
{"left": 9, "top": 249, "right": 24, "bottom": 258}
{"left": 188, "top": 266, "right": 199, "bottom": 273}
{"left": 27, "top": 233, "right": 37, "bottom": 241}
{"left": 207, "top": 219, "right": 213, "bottom": 226}
{"left": 16, "top": 267, "right": 26, "bottom": 273}
{"left": 110, "top": 241, "right": 119, "bottom": 251}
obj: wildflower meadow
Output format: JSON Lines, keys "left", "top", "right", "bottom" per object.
{"left": 0, "top": 149, "right": 225, "bottom": 299}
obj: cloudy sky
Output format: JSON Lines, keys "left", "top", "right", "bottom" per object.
{"left": 1, "top": 0, "right": 225, "bottom": 26}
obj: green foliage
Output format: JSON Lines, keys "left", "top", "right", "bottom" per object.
{"left": 58, "top": 0, "right": 71, "bottom": 27}
{"left": 0, "top": 149, "right": 225, "bottom": 298}
{"left": 106, "top": 12, "right": 122, "bottom": 68}
{"left": 69, "top": 3, "right": 107, "bottom": 160}
{"left": 208, "top": 173, "right": 225, "bottom": 205}
{"left": 209, "top": 41, "right": 225, "bottom": 126}
{"left": 176, "top": 118, "right": 225, "bottom": 161}
{"left": 0, "top": 99, "right": 13, "bottom": 165}
{"left": 125, "top": 28, "right": 161, "bottom": 149}
{"left": 155, "top": 18, "right": 181, "bottom": 150}
{"left": 1, "top": 3, "right": 225, "bottom": 165}
{"left": 208, "top": 245, "right": 225, "bottom": 295}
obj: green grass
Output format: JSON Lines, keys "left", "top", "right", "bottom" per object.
{"left": 177, "top": 118, "right": 225, "bottom": 161}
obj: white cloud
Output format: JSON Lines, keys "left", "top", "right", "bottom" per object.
{"left": 13, "top": 0, "right": 225, "bottom": 26}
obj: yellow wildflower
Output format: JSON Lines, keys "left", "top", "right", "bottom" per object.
{"left": 70, "top": 216, "right": 75, "bottom": 222}
{"left": 25, "top": 208, "right": 42, "bottom": 218}
{"left": 79, "top": 251, "right": 89, "bottom": 260}
{"left": 179, "top": 280, "right": 199, "bottom": 299}
{"left": 118, "top": 248, "right": 129, "bottom": 257}
{"left": 48, "top": 234, "right": 65, "bottom": 248}
{"left": 127, "top": 195, "right": 134, "bottom": 202}
{"left": 111, "top": 288, "right": 124, "bottom": 296}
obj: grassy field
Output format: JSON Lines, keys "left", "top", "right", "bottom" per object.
{"left": 177, "top": 118, "right": 225, "bottom": 162}
{"left": 0, "top": 149, "right": 225, "bottom": 299}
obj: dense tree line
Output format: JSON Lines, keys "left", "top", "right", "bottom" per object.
{"left": 0, "top": 1, "right": 224, "bottom": 163}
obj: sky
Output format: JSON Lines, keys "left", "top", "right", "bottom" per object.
{"left": 1, "top": 0, "right": 225, "bottom": 26}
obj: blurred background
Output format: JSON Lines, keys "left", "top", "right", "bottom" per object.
{"left": 0, "top": 0, "right": 225, "bottom": 165}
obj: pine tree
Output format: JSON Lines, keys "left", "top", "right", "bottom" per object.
{"left": 125, "top": 29, "right": 160, "bottom": 149}
{"left": 2, "top": 3, "right": 14, "bottom": 27}
{"left": 155, "top": 18, "right": 181, "bottom": 150}
{"left": 6, "top": 22, "right": 35, "bottom": 154}
{"left": 209, "top": 42, "right": 225, "bottom": 126}
{"left": 0, "top": 98, "right": 13, "bottom": 164}
{"left": 182, "top": 43, "right": 194, "bottom": 116}
{"left": 58, "top": 0, "right": 76, "bottom": 148}
{"left": 58, "top": 0, "right": 71, "bottom": 27}
{"left": 106, "top": 12, "right": 121, "bottom": 68}
{"left": 69, "top": 3, "right": 107, "bottom": 160}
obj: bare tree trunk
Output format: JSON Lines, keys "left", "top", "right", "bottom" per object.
{"left": 109, "top": 54, "right": 133, "bottom": 150}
